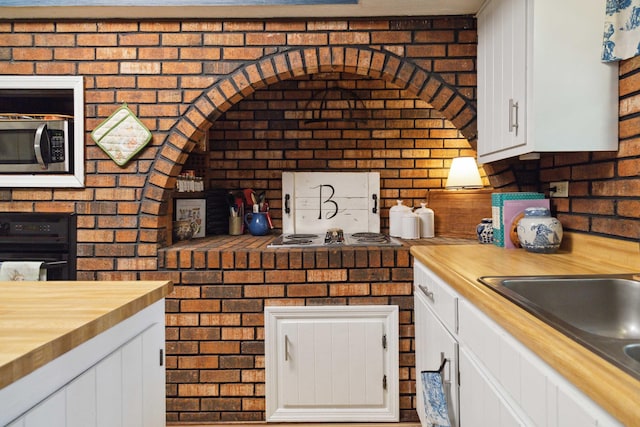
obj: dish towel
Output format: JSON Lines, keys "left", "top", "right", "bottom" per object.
{"left": 0, "top": 261, "right": 45, "bottom": 281}
{"left": 603, "top": 0, "right": 640, "bottom": 62}
{"left": 421, "top": 359, "right": 452, "bottom": 427}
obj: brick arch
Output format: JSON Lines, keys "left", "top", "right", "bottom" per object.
{"left": 142, "top": 46, "right": 478, "bottom": 244}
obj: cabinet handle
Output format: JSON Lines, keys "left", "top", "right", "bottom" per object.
{"left": 418, "top": 284, "right": 434, "bottom": 302}
{"left": 509, "top": 98, "right": 519, "bottom": 136}
{"left": 284, "top": 334, "right": 289, "bottom": 361}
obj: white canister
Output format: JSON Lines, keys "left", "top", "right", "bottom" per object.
{"left": 415, "top": 202, "right": 435, "bottom": 238}
{"left": 401, "top": 211, "right": 420, "bottom": 239}
{"left": 389, "top": 200, "right": 411, "bottom": 237}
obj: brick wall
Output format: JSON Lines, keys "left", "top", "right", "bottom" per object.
{"left": 0, "top": 17, "right": 480, "bottom": 279}
{"left": 197, "top": 72, "right": 479, "bottom": 231}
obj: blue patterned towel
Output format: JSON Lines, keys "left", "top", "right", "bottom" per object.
{"left": 421, "top": 360, "right": 451, "bottom": 427}
{"left": 603, "top": 0, "right": 640, "bottom": 61}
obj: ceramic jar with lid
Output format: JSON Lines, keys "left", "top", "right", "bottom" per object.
{"left": 401, "top": 210, "right": 420, "bottom": 239}
{"left": 414, "top": 202, "right": 435, "bottom": 238}
{"left": 390, "top": 200, "right": 411, "bottom": 237}
{"left": 476, "top": 218, "right": 494, "bottom": 244}
{"left": 516, "top": 207, "right": 563, "bottom": 253}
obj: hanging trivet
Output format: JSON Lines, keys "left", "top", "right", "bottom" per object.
{"left": 91, "top": 103, "right": 152, "bottom": 167}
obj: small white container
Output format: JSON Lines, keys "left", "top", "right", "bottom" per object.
{"left": 389, "top": 200, "right": 411, "bottom": 237}
{"left": 415, "top": 202, "right": 435, "bottom": 238}
{"left": 401, "top": 211, "right": 420, "bottom": 239}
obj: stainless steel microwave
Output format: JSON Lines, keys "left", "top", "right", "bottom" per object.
{"left": 0, "top": 116, "right": 72, "bottom": 173}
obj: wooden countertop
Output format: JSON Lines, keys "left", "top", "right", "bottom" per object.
{"left": 410, "top": 232, "right": 640, "bottom": 426}
{"left": 0, "top": 280, "right": 173, "bottom": 390}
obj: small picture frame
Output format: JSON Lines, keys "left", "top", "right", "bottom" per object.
{"left": 175, "top": 198, "right": 206, "bottom": 238}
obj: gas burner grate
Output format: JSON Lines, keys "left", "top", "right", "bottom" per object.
{"left": 350, "top": 232, "right": 389, "bottom": 243}
{"left": 281, "top": 239, "right": 314, "bottom": 245}
{"left": 285, "top": 234, "right": 319, "bottom": 240}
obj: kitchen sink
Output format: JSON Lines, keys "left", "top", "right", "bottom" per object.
{"left": 478, "top": 274, "right": 640, "bottom": 380}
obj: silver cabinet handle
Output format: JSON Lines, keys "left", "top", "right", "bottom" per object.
{"left": 509, "top": 98, "right": 519, "bottom": 135}
{"left": 284, "top": 334, "right": 289, "bottom": 361}
{"left": 418, "top": 284, "right": 434, "bottom": 302}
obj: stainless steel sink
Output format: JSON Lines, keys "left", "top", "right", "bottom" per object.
{"left": 478, "top": 274, "right": 640, "bottom": 380}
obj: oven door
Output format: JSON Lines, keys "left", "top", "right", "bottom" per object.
{"left": 0, "top": 252, "right": 72, "bottom": 281}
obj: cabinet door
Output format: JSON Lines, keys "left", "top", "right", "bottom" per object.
{"left": 459, "top": 348, "right": 525, "bottom": 427}
{"left": 415, "top": 288, "right": 459, "bottom": 427}
{"left": 265, "top": 306, "right": 399, "bottom": 422}
{"left": 7, "top": 320, "right": 165, "bottom": 427}
{"left": 477, "top": 0, "right": 527, "bottom": 162}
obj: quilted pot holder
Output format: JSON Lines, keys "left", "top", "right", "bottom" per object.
{"left": 91, "top": 103, "right": 152, "bottom": 167}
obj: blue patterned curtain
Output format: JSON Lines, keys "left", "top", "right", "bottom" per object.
{"left": 603, "top": 0, "right": 640, "bottom": 61}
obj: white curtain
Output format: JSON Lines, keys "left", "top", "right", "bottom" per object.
{"left": 603, "top": 0, "right": 640, "bottom": 61}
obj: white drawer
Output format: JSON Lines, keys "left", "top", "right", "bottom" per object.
{"left": 414, "top": 261, "right": 458, "bottom": 333}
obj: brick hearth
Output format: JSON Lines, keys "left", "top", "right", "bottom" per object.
{"left": 158, "top": 235, "right": 473, "bottom": 423}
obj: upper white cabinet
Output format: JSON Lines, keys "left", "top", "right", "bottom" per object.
{"left": 477, "top": 0, "right": 618, "bottom": 163}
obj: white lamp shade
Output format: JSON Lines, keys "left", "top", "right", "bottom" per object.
{"left": 445, "top": 156, "right": 483, "bottom": 189}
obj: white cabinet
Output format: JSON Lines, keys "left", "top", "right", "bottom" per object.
{"left": 2, "top": 300, "right": 166, "bottom": 427}
{"left": 477, "top": 0, "right": 618, "bottom": 163}
{"left": 458, "top": 348, "right": 525, "bottom": 427}
{"left": 413, "top": 260, "right": 622, "bottom": 427}
{"left": 264, "top": 305, "right": 399, "bottom": 422}
{"left": 414, "top": 269, "right": 459, "bottom": 427}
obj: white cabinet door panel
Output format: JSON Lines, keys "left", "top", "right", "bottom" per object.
{"left": 97, "top": 350, "right": 123, "bottom": 427}
{"left": 66, "top": 368, "right": 97, "bottom": 427}
{"left": 459, "top": 348, "right": 525, "bottom": 427}
{"left": 24, "top": 392, "right": 66, "bottom": 427}
{"left": 266, "top": 305, "right": 398, "bottom": 422}
{"left": 415, "top": 285, "right": 459, "bottom": 427}
{"left": 281, "top": 319, "right": 383, "bottom": 407}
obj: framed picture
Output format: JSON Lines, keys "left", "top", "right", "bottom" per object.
{"left": 175, "top": 198, "right": 206, "bottom": 238}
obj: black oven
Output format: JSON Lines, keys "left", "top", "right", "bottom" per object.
{"left": 0, "top": 212, "right": 76, "bottom": 280}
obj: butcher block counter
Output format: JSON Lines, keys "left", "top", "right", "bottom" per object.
{"left": 0, "top": 280, "right": 173, "bottom": 426}
{"left": 411, "top": 232, "right": 640, "bottom": 426}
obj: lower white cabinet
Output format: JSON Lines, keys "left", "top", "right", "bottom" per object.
{"left": 413, "top": 260, "right": 622, "bottom": 427}
{"left": 2, "top": 300, "right": 166, "bottom": 427}
{"left": 414, "top": 279, "right": 459, "bottom": 426}
{"left": 458, "top": 347, "right": 525, "bottom": 427}
{"left": 264, "top": 305, "right": 399, "bottom": 422}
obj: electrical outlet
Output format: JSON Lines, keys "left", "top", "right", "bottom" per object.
{"left": 550, "top": 181, "right": 569, "bottom": 198}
